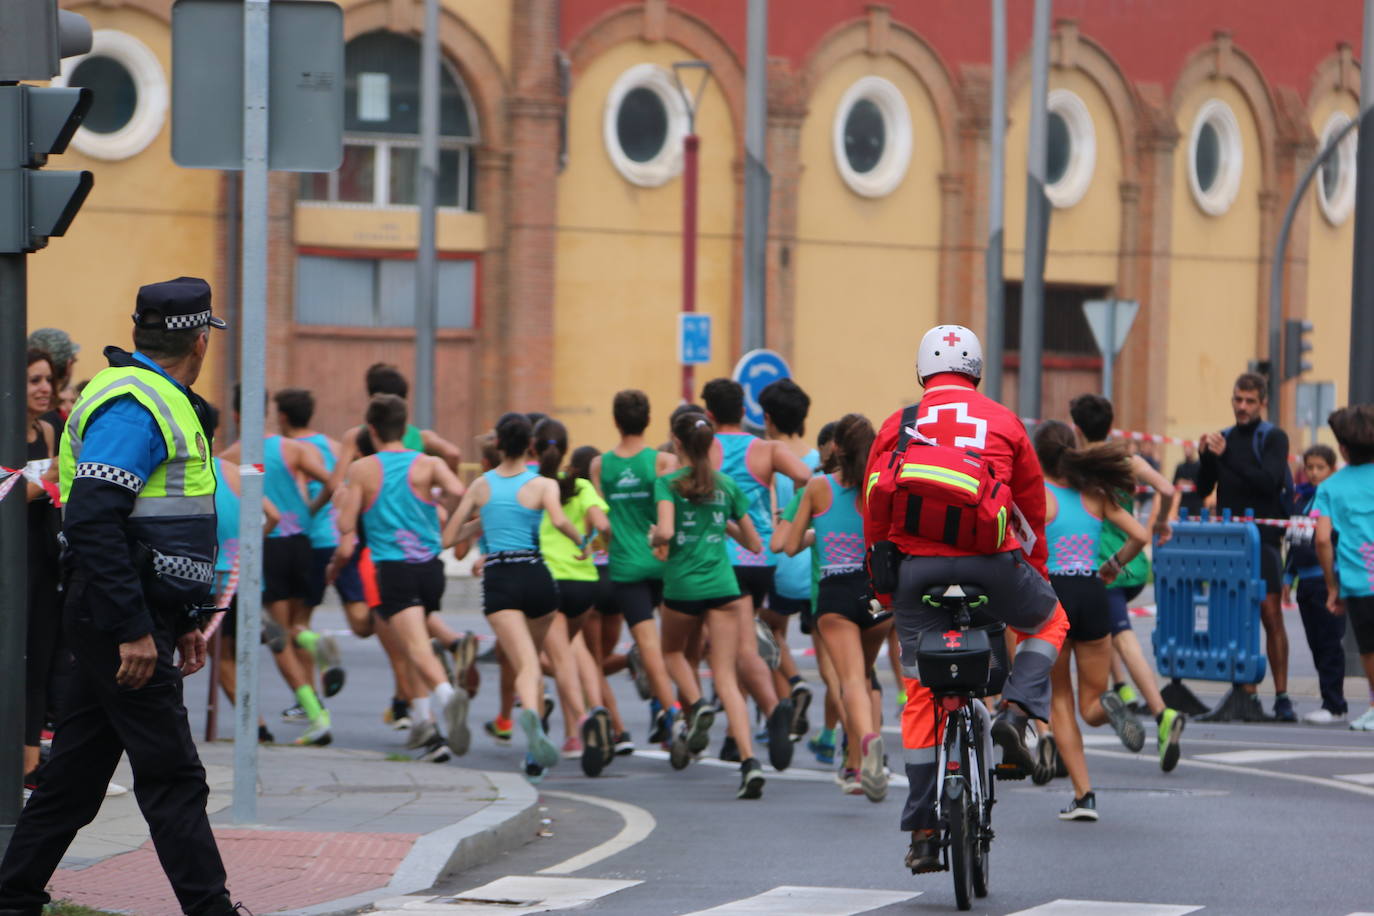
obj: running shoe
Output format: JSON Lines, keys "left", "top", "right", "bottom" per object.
{"left": 581, "top": 706, "right": 613, "bottom": 777}
{"left": 647, "top": 699, "right": 668, "bottom": 744}
{"left": 1032, "top": 732, "right": 1058, "bottom": 785}
{"left": 313, "top": 633, "right": 346, "bottom": 698}
{"left": 755, "top": 619, "right": 782, "bottom": 671}
{"left": 452, "top": 632, "right": 479, "bottom": 689}
{"left": 520, "top": 708, "right": 560, "bottom": 770}
{"left": 789, "top": 681, "right": 813, "bottom": 742}
{"left": 444, "top": 686, "right": 472, "bottom": 756}
{"left": 1058, "top": 791, "right": 1099, "bottom": 822}
{"left": 294, "top": 712, "right": 332, "bottom": 747}
{"left": 808, "top": 734, "right": 836, "bottom": 765}
{"left": 384, "top": 698, "right": 411, "bottom": 730}
{"left": 905, "top": 832, "right": 943, "bottom": 874}
{"left": 1273, "top": 694, "right": 1297, "bottom": 722}
{"left": 686, "top": 698, "right": 716, "bottom": 755}
{"left": 737, "top": 757, "right": 765, "bottom": 800}
{"left": 859, "top": 733, "right": 888, "bottom": 802}
{"left": 1100, "top": 690, "right": 1146, "bottom": 752}
{"left": 105, "top": 782, "right": 128, "bottom": 798}
{"left": 766, "top": 699, "right": 795, "bottom": 772}
{"left": 416, "top": 733, "right": 451, "bottom": 764}
{"left": 991, "top": 705, "right": 1034, "bottom": 779}
{"left": 541, "top": 693, "right": 556, "bottom": 734}
{"left": 407, "top": 720, "right": 438, "bottom": 750}
{"left": 258, "top": 725, "right": 275, "bottom": 744}
{"left": 523, "top": 753, "right": 547, "bottom": 785}
{"left": 719, "top": 734, "right": 741, "bottom": 763}
{"left": 1303, "top": 707, "right": 1347, "bottom": 725}
{"left": 280, "top": 704, "right": 307, "bottom": 724}
{"left": 626, "top": 645, "right": 652, "bottom": 701}
{"left": 613, "top": 731, "right": 635, "bottom": 756}
{"left": 668, "top": 718, "right": 691, "bottom": 771}
{"left": 1115, "top": 681, "right": 1143, "bottom": 713}
{"left": 431, "top": 637, "right": 457, "bottom": 683}
{"left": 839, "top": 768, "right": 863, "bottom": 795}
{"left": 1157, "top": 707, "right": 1185, "bottom": 773}
{"left": 485, "top": 718, "right": 513, "bottom": 745}
{"left": 562, "top": 735, "right": 583, "bottom": 758}
{"left": 1350, "top": 707, "right": 1374, "bottom": 731}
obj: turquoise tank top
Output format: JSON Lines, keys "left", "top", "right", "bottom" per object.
{"left": 213, "top": 458, "right": 239, "bottom": 573}
{"left": 773, "top": 448, "right": 819, "bottom": 598}
{"left": 1046, "top": 482, "right": 1103, "bottom": 575}
{"left": 300, "top": 433, "right": 339, "bottom": 549}
{"left": 812, "top": 474, "right": 865, "bottom": 577}
{"left": 264, "top": 435, "right": 310, "bottom": 538}
{"left": 362, "top": 451, "right": 441, "bottom": 563}
{"left": 480, "top": 468, "right": 542, "bottom": 553}
{"left": 717, "top": 432, "right": 772, "bottom": 567}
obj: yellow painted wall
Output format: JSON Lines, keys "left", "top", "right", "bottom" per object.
{"left": 553, "top": 40, "right": 738, "bottom": 445}
{"left": 1303, "top": 91, "right": 1358, "bottom": 452}
{"left": 792, "top": 53, "right": 944, "bottom": 429}
{"left": 444, "top": 0, "right": 510, "bottom": 73}
{"left": 1003, "top": 68, "right": 1122, "bottom": 285}
{"left": 27, "top": 6, "right": 223, "bottom": 394}
{"left": 296, "top": 205, "right": 487, "bottom": 251}
{"left": 1164, "top": 80, "right": 1265, "bottom": 447}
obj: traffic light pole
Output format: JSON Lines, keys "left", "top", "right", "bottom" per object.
{"left": 1017, "top": 0, "right": 1051, "bottom": 423}
{"left": 1351, "top": 0, "right": 1374, "bottom": 406}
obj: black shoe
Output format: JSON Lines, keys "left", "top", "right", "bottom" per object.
{"left": 905, "top": 832, "right": 944, "bottom": 873}
{"left": 686, "top": 698, "right": 715, "bottom": 755}
{"left": 613, "top": 731, "right": 635, "bottom": 756}
{"left": 737, "top": 757, "right": 765, "bottom": 799}
{"left": 580, "top": 707, "right": 613, "bottom": 778}
{"left": 541, "top": 694, "right": 556, "bottom": 734}
{"left": 188, "top": 895, "right": 250, "bottom": 916}
{"left": 1031, "top": 732, "right": 1057, "bottom": 785}
{"left": 720, "top": 734, "right": 741, "bottom": 763}
{"left": 1059, "top": 791, "right": 1099, "bottom": 821}
{"left": 789, "top": 682, "right": 813, "bottom": 741}
{"left": 648, "top": 705, "right": 671, "bottom": 745}
{"left": 257, "top": 725, "right": 275, "bottom": 744}
{"left": 416, "top": 734, "right": 452, "bottom": 764}
{"left": 1273, "top": 694, "right": 1297, "bottom": 722}
{"left": 767, "top": 699, "right": 795, "bottom": 771}
{"left": 992, "top": 705, "right": 1033, "bottom": 779}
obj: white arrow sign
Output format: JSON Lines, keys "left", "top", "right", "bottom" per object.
{"left": 1082, "top": 299, "right": 1139, "bottom": 357}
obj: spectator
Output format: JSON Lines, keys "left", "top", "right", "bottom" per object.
{"left": 1134, "top": 441, "right": 1162, "bottom": 523}
{"left": 27, "top": 327, "right": 79, "bottom": 430}
{"left": 1196, "top": 372, "right": 1295, "bottom": 721}
{"left": 1312, "top": 406, "right": 1374, "bottom": 731}
{"left": 1172, "top": 442, "right": 1204, "bottom": 519}
{"left": 1289, "top": 444, "right": 1346, "bottom": 724}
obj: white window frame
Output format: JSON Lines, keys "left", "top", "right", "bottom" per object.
{"left": 1045, "top": 89, "right": 1096, "bottom": 209}
{"left": 1317, "top": 111, "right": 1358, "bottom": 227}
{"left": 603, "top": 64, "right": 689, "bottom": 188}
{"left": 52, "top": 30, "right": 167, "bottom": 161}
{"left": 832, "top": 76, "right": 913, "bottom": 199}
{"left": 1188, "top": 99, "right": 1244, "bottom": 217}
{"left": 304, "top": 136, "right": 475, "bottom": 210}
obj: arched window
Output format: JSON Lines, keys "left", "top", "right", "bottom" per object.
{"left": 299, "top": 31, "right": 479, "bottom": 210}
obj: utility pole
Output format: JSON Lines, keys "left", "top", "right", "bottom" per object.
{"left": 742, "top": 0, "right": 768, "bottom": 356}
{"left": 985, "top": 0, "right": 1007, "bottom": 401}
{"left": 672, "top": 61, "right": 712, "bottom": 403}
{"left": 413, "top": 0, "right": 439, "bottom": 429}
{"left": 1351, "top": 0, "right": 1374, "bottom": 406}
{"left": 1017, "top": 0, "right": 1052, "bottom": 422}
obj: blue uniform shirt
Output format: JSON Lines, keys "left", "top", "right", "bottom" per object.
{"left": 76, "top": 352, "right": 176, "bottom": 487}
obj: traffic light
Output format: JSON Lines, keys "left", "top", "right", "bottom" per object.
{"left": 1283, "top": 318, "right": 1314, "bottom": 381}
{"left": 0, "top": 0, "right": 94, "bottom": 254}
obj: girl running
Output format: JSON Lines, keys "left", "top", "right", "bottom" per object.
{"left": 443, "top": 413, "right": 583, "bottom": 780}
{"left": 781, "top": 413, "right": 890, "bottom": 802}
{"left": 1034, "top": 420, "right": 1149, "bottom": 822}
{"left": 652, "top": 412, "right": 767, "bottom": 799}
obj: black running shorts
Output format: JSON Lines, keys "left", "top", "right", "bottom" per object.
{"left": 1346, "top": 594, "right": 1374, "bottom": 654}
{"left": 767, "top": 591, "right": 811, "bottom": 616}
{"left": 664, "top": 594, "right": 741, "bottom": 616}
{"left": 263, "top": 534, "right": 312, "bottom": 603}
{"left": 307, "top": 546, "right": 366, "bottom": 608}
{"left": 733, "top": 565, "right": 775, "bottom": 607}
{"left": 816, "top": 570, "right": 891, "bottom": 630}
{"left": 1050, "top": 572, "right": 1112, "bottom": 643}
{"left": 611, "top": 578, "right": 663, "bottom": 627}
{"left": 557, "top": 579, "right": 602, "bottom": 619}
{"left": 374, "top": 558, "right": 445, "bottom": 619}
{"left": 482, "top": 553, "right": 559, "bottom": 619}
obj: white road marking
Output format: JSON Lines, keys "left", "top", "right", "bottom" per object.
{"left": 371, "top": 876, "right": 640, "bottom": 914}
{"left": 1335, "top": 772, "right": 1374, "bottom": 785}
{"left": 1085, "top": 747, "right": 1374, "bottom": 799}
{"left": 678, "top": 885, "right": 918, "bottom": 915}
{"left": 1194, "top": 749, "right": 1374, "bottom": 764}
{"left": 1004, "top": 900, "right": 1201, "bottom": 916}
{"left": 537, "top": 790, "right": 657, "bottom": 875}
{"left": 632, "top": 748, "right": 911, "bottom": 787}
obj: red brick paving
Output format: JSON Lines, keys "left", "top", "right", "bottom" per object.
{"left": 49, "top": 829, "right": 420, "bottom": 915}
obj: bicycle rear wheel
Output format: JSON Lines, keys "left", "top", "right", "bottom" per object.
{"left": 971, "top": 720, "right": 990, "bottom": 898}
{"left": 943, "top": 720, "right": 975, "bottom": 911}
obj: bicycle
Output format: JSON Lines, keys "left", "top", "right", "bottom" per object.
{"left": 913, "top": 583, "right": 1008, "bottom": 911}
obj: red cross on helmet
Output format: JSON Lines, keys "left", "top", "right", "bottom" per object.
{"left": 917, "top": 324, "right": 984, "bottom": 385}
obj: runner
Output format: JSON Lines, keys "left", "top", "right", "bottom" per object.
{"left": 781, "top": 413, "right": 890, "bottom": 802}
{"left": 330, "top": 394, "right": 470, "bottom": 761}
{"left": 1035, "top": 420, "right": 1153, "bottom": 821}
{"left": 442, "top": 413, "right": 583, "bottom": 780}
{"left": 1288, "top": 445, "right": 1348, "bottom": 724}
{"left": 702, "top": 378, "right": 808, "bottom": 769}
{"left": 589, "top": 390, "right": 683, "bottom": 746}
{"left": 653, "top": 411, "right": 768, "bottom": 798}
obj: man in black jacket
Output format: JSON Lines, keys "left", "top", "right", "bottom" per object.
{"left": 1196, "top": 372, "right": 1295, "bottom": 721}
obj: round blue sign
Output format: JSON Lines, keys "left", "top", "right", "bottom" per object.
{"left": 732, "top": 349, "right": 792, "bottom": 428}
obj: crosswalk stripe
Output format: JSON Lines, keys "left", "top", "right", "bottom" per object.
{"left": 1335, "top": 772, "right": 1374, "bottom": 785}
{"left": 1004, "top": 900, "right": 1202, "bottom": 916}
{"left": 631, "top": 748, "right": 912, "bottom": 787}
{"left": 370, "top": 876, "right": 640, "bottom": 914}
{"left": 677, "top": 885, "right": 918, "bottom": 915}
{"left": 1194, "top": 749, "right": 1374, "bottom": 764}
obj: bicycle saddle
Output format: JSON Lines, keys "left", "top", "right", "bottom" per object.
{"left": 920, "top": 583, "right": 989, "bottom": 603}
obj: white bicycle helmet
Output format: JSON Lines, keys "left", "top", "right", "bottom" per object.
{"left": 916, "top": 325, "right": 984, "bottom": 385}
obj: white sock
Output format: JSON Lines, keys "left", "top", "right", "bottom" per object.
{"left": 434, "top": 681, "right": 455, "bottom": 711}
{"left": 412, "top": 694, "right": 432, "bottom": 724}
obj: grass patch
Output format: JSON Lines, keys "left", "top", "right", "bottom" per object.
{"left": 385, "top": 753, "right": 412, "bottom": 762}
{"left": 46, "top": 902, "right": 122, "bottom": 916}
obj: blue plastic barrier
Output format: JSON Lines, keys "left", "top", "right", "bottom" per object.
{"left": 1152, "top": 510, "right": 1267, "bottom": 685}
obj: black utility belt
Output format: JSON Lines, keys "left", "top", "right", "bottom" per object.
{"left": 485, "top": 549, "right": 544, "bottom": 568}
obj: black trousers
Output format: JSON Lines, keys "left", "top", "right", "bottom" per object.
{"left": 0, "top": 599, "right": 228, "bottom": 915}
{"left": 1296, "top": 578, "right": 1348, "bottom": 715}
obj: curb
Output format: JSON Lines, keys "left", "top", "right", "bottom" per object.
{"left": 278, "top": 770, "right": 540, "bottom": 916}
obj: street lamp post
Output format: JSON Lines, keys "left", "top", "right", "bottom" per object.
{"left": 672, "top": 60, "right": 713, "bottom": 403}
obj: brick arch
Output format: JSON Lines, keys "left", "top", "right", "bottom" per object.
{"left": 565, "top": 4, "right": 745, "bottom": 143}
{"left": 1307, "top": 44, "right": 1362, "bottom": 113}
{"left": 344, "top": 0, "right": 509, "bottom": 148}
{"left": 798, "top": 17, "right": 960, "bottom": 170}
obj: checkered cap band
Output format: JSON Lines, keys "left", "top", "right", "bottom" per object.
{"left": 75, "top": 462, "right": 145, "bottom": 493}
{"left": 152, "top": 553, "right": 215, "bottom": 586}
{"left": 163, "top": 310, "right": 212, "bottom": 330}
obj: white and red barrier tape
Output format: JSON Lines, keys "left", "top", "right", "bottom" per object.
{"left": 0, "top": 465, "right": 60, "bottom": 505}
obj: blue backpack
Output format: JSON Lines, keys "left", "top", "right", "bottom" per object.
{"left": 1221, "top": 420, "right": 1295, "bottom": 514}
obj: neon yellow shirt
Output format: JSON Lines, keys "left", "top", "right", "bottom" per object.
{"left": 539, "top": 477, "right": 608, "bottom": 582}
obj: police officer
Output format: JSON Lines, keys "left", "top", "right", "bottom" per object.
{"left": 0, "top": 279, "right": 242, "bottom": 916}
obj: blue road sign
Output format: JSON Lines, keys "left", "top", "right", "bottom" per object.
{"left": 679, "top": 313, "right": 712, "bottom": 365}
{"left": 733, "top": 349, "right": 791, "bottom": 428}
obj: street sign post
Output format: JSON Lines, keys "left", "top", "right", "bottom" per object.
{"left": 1082, "top": 298, "right": 1139, "bottom": 402}
{"left": 679, "top": 313, "right": 712, "bottom": 365}
{"left": 1295, "top": 381, "right": 1337, "bottom": 447}
{"left": 732, "top": 348, "right": 791, "bottom": 428}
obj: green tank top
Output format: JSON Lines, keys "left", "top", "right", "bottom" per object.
{"left": 600, "top": 447, "right": 665, "bottom": 583}
{"left": 403, "top": 424, "right": 424, "bottom": 451}
{"left": 1097, "top": 491, "right": 1150, "bottom": 590}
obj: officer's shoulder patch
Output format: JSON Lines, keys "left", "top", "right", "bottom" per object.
{"left": 195, "top": 432, "right": 208, "bottom": 464}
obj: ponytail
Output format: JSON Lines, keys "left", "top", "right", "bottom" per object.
{"left": 1033, "top": 419, "right": 1133, "bottom": 497}
{"left": 825, "top": 413, "right": 875, "bottom": 489}
{"left": 532, "top": 417, "right": 575, "bottom": 503}
{"left": 671, "top": 411, "right": 718, "bottom": 502}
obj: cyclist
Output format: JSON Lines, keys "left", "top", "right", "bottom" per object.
{"left": 863, "top": 325, "right": 1068, "bottom": 873}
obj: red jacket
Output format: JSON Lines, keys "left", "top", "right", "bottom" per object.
{"left": 863, "top": 374, "right": 1049, "bottom": 579}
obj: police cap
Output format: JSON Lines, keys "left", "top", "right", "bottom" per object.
{"left": 132, "top": 277, "right": 227, "bottom": 331}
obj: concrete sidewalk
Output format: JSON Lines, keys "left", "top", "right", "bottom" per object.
{"left": 45, "top": 742, "right": 539, "bottom": 916}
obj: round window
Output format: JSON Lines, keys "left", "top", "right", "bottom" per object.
{"left": 832, "top": 77, "right": 912, "bottom": 198}
{"left": 53, "top": 30, "right": 167, "bottom": 161}
{"left": 1316, "top": 111, "right": 1357, "bottom": 226}
{"left": 1187, "top": 100, "right": 1244, "bottom": 216}
{"left": 1043, "top": 90, "right": 1095, "bottom": 208}
{"left": 603, "top": 64, "right": 689, "bottom": 187}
